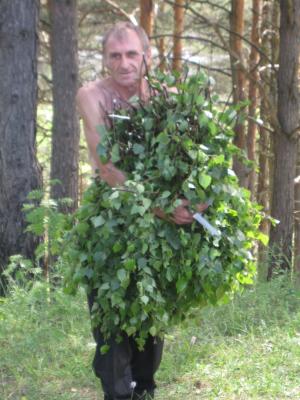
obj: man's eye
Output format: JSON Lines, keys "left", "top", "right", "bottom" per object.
{"left": 128, "top": 52, "right": 138, "bottom": 58}
{"left": 111, "top": 54, "right": 120, "bottom": 59}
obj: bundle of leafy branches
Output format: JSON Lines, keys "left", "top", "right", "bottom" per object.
{"left": 64, "top": 71, "right": 265, "bottom": 349}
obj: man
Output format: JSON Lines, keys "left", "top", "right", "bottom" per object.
{"left": 77, "top": 22, "right": 206, "bottom": 400}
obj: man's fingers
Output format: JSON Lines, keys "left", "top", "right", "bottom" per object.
{"left": 180, "top": 199, "right": 190, "bottom": 207}
{"left": 171, "top": 216, "right": 194, "bottom": 225}
{"left": 172, "top": 207, "right": 194, "bottom": 224}
{"left": 172, "top": 200, "right": 209, "bottom": 225}
{"left": 196, "top": 203, "right": 209, "bottom": 213}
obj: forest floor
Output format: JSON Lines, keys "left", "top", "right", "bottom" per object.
{"left": 0, "top": 275, "right": 300, "bottom": 400}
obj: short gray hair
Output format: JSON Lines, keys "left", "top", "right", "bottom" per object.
{"left": 102, "top": 22, "right": 150, "bottom": 54}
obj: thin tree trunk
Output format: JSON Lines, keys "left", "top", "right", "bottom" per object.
{"left": 257, "top": 0, "right": 279, "bottom": 277}
{"left": 173, "top": 0, "right": 185, "bottom": 72}
{"left": 247, "top": 0, "right": 261, "bottom": 198}
{"left": 158, "top": 1, "right": 166, "bottom": 72}
{"left": 268, "top": 0, "right": 280, "bottom": 204}
{"left": 257, "top": 109, "right": 270, "bottom": 276}
{"left": 229, "top": 0, "right": 248, "bottom": 187}
{"left": 140, "top": 0, "right": 154, "bottom": 38}
{"left": 268, "top": 0, "right": 300, "bottom": 279}
{"left": 0, "top": 0, "right": 42, "bottom": 280}
{"left": 49, "top": 0, "right": 79, "bottom": 212}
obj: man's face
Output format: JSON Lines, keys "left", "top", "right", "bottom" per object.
{"left": 104, "top": 29, "right": 150, "bottom": 88}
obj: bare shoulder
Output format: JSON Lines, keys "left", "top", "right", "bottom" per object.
{"left": 77, "top": 80, "right": 103, "bottom": 104}
{"left": 76, "top": 79, "right": 111, "bottom": 120}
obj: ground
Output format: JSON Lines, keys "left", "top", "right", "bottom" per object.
{"left": 0, "top": 276, "right": 299, "bottom": 399}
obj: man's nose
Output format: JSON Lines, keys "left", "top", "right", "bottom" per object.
{"left": 119, "top": 55, "right": 130, "bottom": 69}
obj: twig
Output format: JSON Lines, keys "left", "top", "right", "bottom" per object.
{"left": 101, "top": 0, "right": 138, "bottom": 25}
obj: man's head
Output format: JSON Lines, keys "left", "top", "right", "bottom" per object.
{"left": 102, "top": 22, "right": 151, "bottom": 88}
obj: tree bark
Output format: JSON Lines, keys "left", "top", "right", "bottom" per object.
{"left": 0, "top": 0, "right": 42, "bottom": 276}
{"left": 229, "top": 0, "right": 248, "bottom": 187}
{"left": 158, "top": 1, "right": 166, "bottom": 72}
{"left": 257, "top": 0, "right": 273, "bottom": 277}
{"left": 173, "top": 0, "right": 185, "bottom": 72}
{"left": 247, "top": 0, "right": 261, "bottom": 198}
{"left": 49, "top": 0, "right": 79, "bottom": 212}
{"left": 268, "top": 0, "right": 300, "bottom": 278}
{"left": 140, "top": 0, "right": 154, "bottom": 38}
{"left": 294, "top": 141, "right": 300, "bottom": 281}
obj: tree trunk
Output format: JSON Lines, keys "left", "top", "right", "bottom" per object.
{"left": 158, "top": 1, "right": 166, "bottom": 72}
{"left": 173, "top": 0, "right": 185, "bottom": 72}
{"left": 257, "top": 108, "right": 270, "bottom": 276}
{"left": 49, "top": 0, "right": 79, "bottom": 212}
{"left": 0, "top": 0, "right": 42, "bottom": 276}
{"left": 257, "top": 0, "right": 279, "bottom": 278}
{"left": 229, "top": 0, "right": 248, "bottom": 187}
{"left": 268, "top": 0, "right": 300, "bottom": 279}
{"left": 257, "top": 0, "right": 272, "bottom": 277}
{"left": 140, "top": 0, "right": 154, "bottom": 38}
{"left": 247, "top": 0, "right": 261, "bottom": 198}
{"left": 294, "top": 141, "right": 300, "bottom": 281}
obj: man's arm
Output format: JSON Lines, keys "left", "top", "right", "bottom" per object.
{"left": 76, "top": 85, "right": 206, "bottom": 224}
{"left": 76, "top": 86, "right": 126, "bottom": 187}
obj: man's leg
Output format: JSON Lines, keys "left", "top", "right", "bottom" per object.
{"left": 92, "top": 333, "right": 134, "bottom": 399}
{"left": 130, "top": 335, "right": 164, "bottom": 399}
{"left": 88, "top": 291, "right": 134, "bottom": 400}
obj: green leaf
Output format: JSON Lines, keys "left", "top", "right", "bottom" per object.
{"left": 165, "top": 75, "right": 176, "bottom": 86}
{"left": 142, "top": 198, "right": 152, "bottom": 210}
{"left": 132, "top": 143, "right": 145, "bottom": 155}
{"left": 76, "top": 222, "right": 89, "bottom": 235}
{"left": 256, "top": 231, "right": 269, "bottom": 246}
{"left": 141, "top": 295, "right": 149, "bottom": 304}
{"left": 138, "top": 257, "right": 147, "bottom": 269}
{"left": 127, "top": 243, "right": 135, "bottom": 253}
{"left": 156, "top": 131, "right": 169, "bottom": 145}
{"left": 100, "top": 344, "right": 110, "bottom": 354}
{"left": 161, "top": 191, "right": 171, "bottom": 199}
{"left": 198, "top": 174, "right": 212, "bottom": 189}
{"left": 124, "top": 259, "right": 136, "bottom": 271}
{"left": 91, "top": 215, "right": 105, "bottom": 228}
{"left": 117, "top": 268, "right": 127, "bottom": 282}
{"left": 143, "top": 117, "right": 153, "bottom": 131}
{"left": 99, "top": 282, "right": 110, "bottom": 291}
{"left": 111, "top": 143, "right": 120, "bottom": 163}
{"left": 113, "top": 242, "right": 122, "bottom": 253}
{"left": 165, "top": 226, "right": 181, "bottom": 250}
{"left": 176, "top": 277, "right": 188, "bottom": 293}
{"left": 149, "top": 326, "right": 157, "bottom": 336}
{"left": 130, "top": 205, "right": 145, "bottom": 216}
{"left": 136, "top": 183, "right": 145, "bottom": 194}
{"left": 83, "top": 268, "right": 94, "bottom": 279}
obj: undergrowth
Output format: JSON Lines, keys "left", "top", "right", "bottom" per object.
{"left": 0, "top": 275, "right": 299, "bottom": 399}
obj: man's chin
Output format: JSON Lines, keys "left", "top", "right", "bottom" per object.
{"left": 115, "top": 76, "right": 139, "bottom": 88}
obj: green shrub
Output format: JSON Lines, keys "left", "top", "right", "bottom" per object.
{"left": 63, "top": 71, "right": 265, "bottom": 349}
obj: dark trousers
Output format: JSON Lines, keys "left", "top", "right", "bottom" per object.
{"left": 88, "top": 292, "right": 164, "bottom": 400}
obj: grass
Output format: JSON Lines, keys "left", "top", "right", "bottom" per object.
{"left": 0, "top": 276, "right": 299, "bottom": 400}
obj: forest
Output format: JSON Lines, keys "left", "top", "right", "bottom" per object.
{"left": 0, "top": 1, "right": 300, "bottom": 399}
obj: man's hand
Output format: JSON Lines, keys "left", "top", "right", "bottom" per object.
{"left": 171, "top": 199, "right": 194, "bottom": 225}
{"left": 100, "top": 161, "right": 127, "bottom": 187}
{"left": 153, "top": 199, "right": 209, "bottom": 225}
